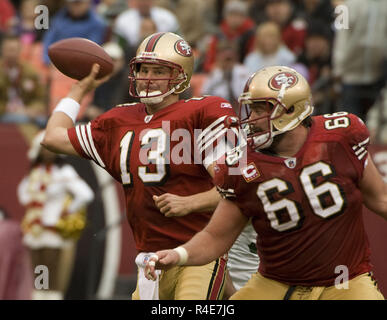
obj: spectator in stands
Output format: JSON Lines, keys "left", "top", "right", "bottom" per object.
{"left": 248, "top": 0, "right": 269, "bottom": 25}
{"left": 264, "top": 0, "right": 307, "bottom": 57}
{"left": 243, "top": 21, "right": 295, "bottom": 72}
{"left": 138, "top": 16, "right": 158, "bottom": 43}
{"left": 195, "top": 0, "right": 218, "bottom": 35}
{"left": 41, "top": 0, "right": 68, "bottom": 19}
{"left": 11, "top": 0, "right": 45, "bottom": 45}
{"left": 156, "top": 0, "right": 206, "bottom": 49}
{"left": 0, "top": 34, "right": 47, "bottom": 126}
{"left": 201, "top": 41, "right": 250, "bottom": 114}
{"left": 42, "top": 0, "right": 107, "bottom": 65}
{"left": 18, "top": 131, "right": 94, "bottom": 300}
{"left": 0, "top": 206, "right": 34, "bottom": 300}
{"left": 332, "top": 0, "right": 387, "bottom": 122}
{"left": 297, "top": 20, "right": 334, "bottom": 115}
{"left": 123, "top": 15, "right": 158, "bottom": 63}
{"left": 82, "top": 41, "right": 130, "bottom": 121}
{"left": 298, "top": 0, "right": 334, "bottom": 26}
{"left": 96, "top": 0, "right": 128, "bottom": 41}
{"left": 10, "top": 0, "right": 49, "bottom": 82}
{"left": 114, "top": 0, "right": 179, "bottom": 53}
{"left": 202, "top": 0, "right": 255, "bottom": 73}
{"left": 0, "top": 0, "right": 15, "bottom": 33}
{"left": 96, "top": 0, "right": 128, "bottom": 26}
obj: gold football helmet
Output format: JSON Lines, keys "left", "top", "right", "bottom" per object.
{"left": 128, "top": 32, "right": 194, "bottom": 103}
{"left": 238, "top": 66, "right": 314, "bottom": 149}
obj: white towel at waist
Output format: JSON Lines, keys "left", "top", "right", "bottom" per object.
{"left": 135, "top": 252, "right": 161, "bottom": 300}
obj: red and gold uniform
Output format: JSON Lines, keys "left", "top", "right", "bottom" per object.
{"left": 215, "top": 112, "right": 384, "bottom": 299}
{"left": 68, "top": 96, "right": 236, "bottom": 299}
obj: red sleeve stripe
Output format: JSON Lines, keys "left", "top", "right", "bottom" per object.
{"left": 80, "top": 124, "right": 97, "bottom": 162}
{"left": 86, "top": 123, "right": 105, "bottom": 168}
{"left": 352, "top": 137, "right": 370, "bottom": 160}
{"left": 197, "top": 117, "right": 239, "bottom": 155}
{"left": 199, "top": 127, "right": 227, "bottom": 154}
{"left": 357, "top": 150, "right": 368, "bottom": 160}
{"left": 197, "top": 115, "right": 227, "bottom": 144}
{"left": 75, "top": 124, "right": 105, "bottom": 168}
{"left": 75, "top": 125, "right": 93, "bottom": 159}
{"left": 352, "top": 137, "right": 370, "bottom": 149}
{"left": 197, "top": 116, "right": 229, "bottom": 154}
{"left": 202, "top": 138, "right": 229, "bottom": 168}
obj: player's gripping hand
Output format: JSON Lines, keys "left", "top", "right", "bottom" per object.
{"left": 68, "top": 63, "right": 111, "bottom": 102}
{"left": 144, "top": 250, "right": 181, "bottom": 281}
{"left": 153, "top": 194, "right": 192, "bottom": 217}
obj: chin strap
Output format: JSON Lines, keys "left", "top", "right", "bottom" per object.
{"left": 137, "top": 72, "right": 187, "bottom": 104}
{"left": 139, "top": 86, "right": 176, "bottom": 104}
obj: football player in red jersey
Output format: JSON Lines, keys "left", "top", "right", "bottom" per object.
{"left": 42, "top": 32, "right": 239, "bottom": 299}
{"left": 146, "top": 66, "right": 387, "bottom": 300}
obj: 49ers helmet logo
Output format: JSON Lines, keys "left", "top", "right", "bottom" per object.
{"left": 174, "top": 40, "right": 192, "bottom": 57}
{"left": 269, "top": 72, "right": 298, "bottom": 91}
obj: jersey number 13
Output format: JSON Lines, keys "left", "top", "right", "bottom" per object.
{"left": 120, "top": 129, "right": 169, "bottom": 186}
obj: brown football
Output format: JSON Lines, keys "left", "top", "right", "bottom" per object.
{"left": 48, "top": 38, "right": 114, "bottom": 80}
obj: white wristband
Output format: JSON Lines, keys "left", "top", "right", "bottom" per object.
{"left": 53, "top": 98, "right": 80, "bottom": 124}
{"left": 173, "top": 246, "right": 188, "bottom": 265}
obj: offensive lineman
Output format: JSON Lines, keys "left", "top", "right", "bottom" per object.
{"left": 145, "top": 66, "right": 386, "bottom": 300}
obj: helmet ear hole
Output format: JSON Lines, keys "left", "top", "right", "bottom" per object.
{"left": 286, "top": 106, "right": 295, "bottom": 114}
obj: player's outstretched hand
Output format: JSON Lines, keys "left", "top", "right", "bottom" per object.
{"left": 144, "top": 249, "right": 181, "bottom": 281}
{"left": 68, "top": 63, "right": 111, "bottom": 103}
{"left": 153, "top": 193, "right": 192, "bottom": 217}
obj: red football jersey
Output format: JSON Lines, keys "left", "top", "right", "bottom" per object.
{"left": 215, "top": 113, "right": 372, "bottom": 286}
{"left": 68, "top": 96, "right": 237, "bottom": 252}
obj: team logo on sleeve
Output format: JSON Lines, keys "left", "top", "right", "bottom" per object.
{"left": 269, "top": 72, "right": 298, "bottom": 91}
{"left": 352, "top": 137, "right": 369, "bottom": 161}
{"left": 242, "top": 163, "right": 260, "bottom": 182}
{"left": 174, "top": 40, "right": 192, "bottom": 57}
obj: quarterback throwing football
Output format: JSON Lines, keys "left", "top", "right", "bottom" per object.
{"left": 42, "top": 32, "right": 238, "bottom": 299}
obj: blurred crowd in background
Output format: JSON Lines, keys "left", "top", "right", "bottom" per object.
{"left": 0, "top": 0, "right": 387, "bottom": 299}
{"left": 0, "top": 0, "right": 386, "bottom": 140}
